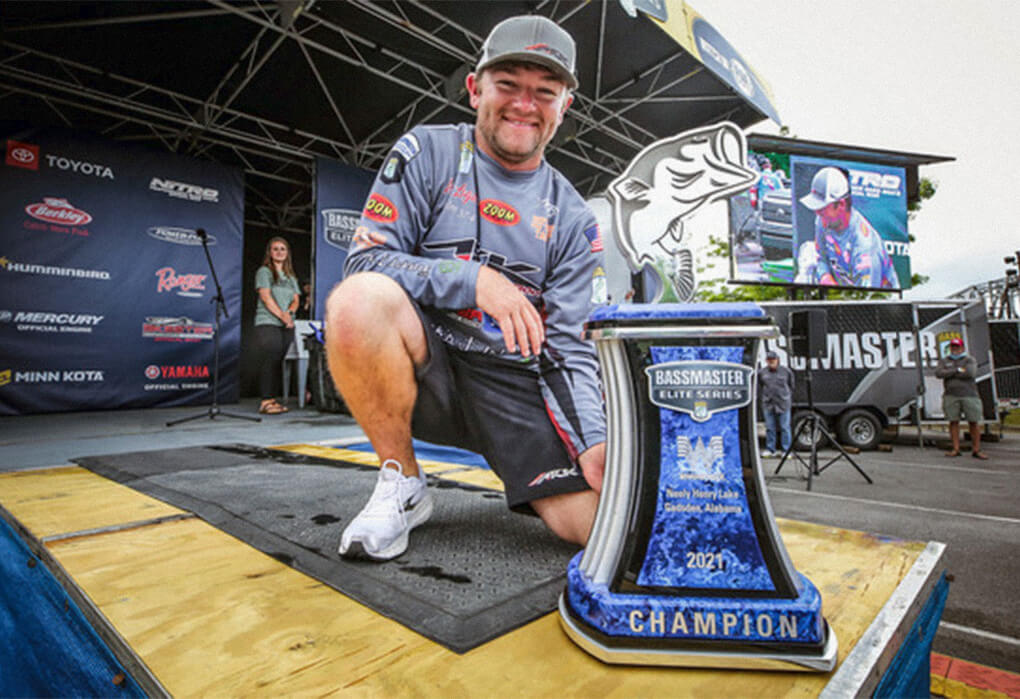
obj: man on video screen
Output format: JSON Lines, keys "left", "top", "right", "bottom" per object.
{"left": 799, "top": 166, "right": 899, "bottom": 289}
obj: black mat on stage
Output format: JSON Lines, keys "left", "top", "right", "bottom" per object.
{"left": 72, "top": 445, "right": 579, "bottom": 653}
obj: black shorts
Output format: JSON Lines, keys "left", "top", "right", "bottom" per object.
{"left": 409, "top": 302, "right": 590, "bottom": 512}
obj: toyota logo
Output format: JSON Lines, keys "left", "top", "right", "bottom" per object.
{"left": 10, "top": 147, "right": 35, "bottom": 164}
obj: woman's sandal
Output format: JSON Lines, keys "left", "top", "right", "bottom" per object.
{"left": 944, "top": 450, "right": 960, "bottom": 457}
{"left": 971, "top": 451, "right": 989, "bottom": 460}
{"left": 259, "top": 400, "right": 287, "bottom": 415}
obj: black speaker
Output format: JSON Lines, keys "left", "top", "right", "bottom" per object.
{"left": 789, "top": 309, "right": 827, "bottom": 358}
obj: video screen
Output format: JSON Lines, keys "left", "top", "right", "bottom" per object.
{"left": 729, "top": 151, "right": 910, "bottom": 291}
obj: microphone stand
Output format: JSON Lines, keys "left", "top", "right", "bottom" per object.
{"left": 167, "top": 228, "right": 260, "bottom": 426}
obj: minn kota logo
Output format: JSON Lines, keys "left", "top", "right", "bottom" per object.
{"left": 677, "top": 436, "right": 724, "bottom": 478}
{"left": 608, "top": 122, "right": 756, "bottom": 302}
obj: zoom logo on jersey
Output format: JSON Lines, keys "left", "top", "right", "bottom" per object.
{"left": 528, "top": 465, "right": 581, "bottom": 488}
{"left": 479, "top": 199, "right": 520, "bottom": 226}
{"left": 363, "top": 193, "right": 398, "bottom": 223}
{"left": 149, "top": 177, "right": 219, "bottom": 203}
{"left": 147, "top": 227, "right": 216, "bottom": 246}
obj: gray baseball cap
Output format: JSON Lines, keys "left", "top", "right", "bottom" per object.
{"left": 476, "top": 15, "right": 578, "bottom": 90}
{"left": 799, "top": 166, "right": 850, "bottom": 211}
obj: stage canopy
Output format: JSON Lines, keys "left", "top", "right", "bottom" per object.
{"left": 1, "top": 0, "right": 780, "bottom": 237}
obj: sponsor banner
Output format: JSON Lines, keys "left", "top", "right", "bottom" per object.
{"left": 314, "top": 156, "right": 374, "bottom": 319}
{"left": 0, "top": 126, "right": 243, "bottom": 415}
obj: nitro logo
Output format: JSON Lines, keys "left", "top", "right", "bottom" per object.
{"left": 646, "top": 360, "right": 752, "bottom": 422}
{"left": 155, "top": 267, "right": 206, "bottom": 296}
{"left": 147, "top": 227, "right": 216, "bottom": 246}
{"left": 6, "top": 140, "right": 39, "bottom": 170}
{"left": 322, "top": 208, "right": 361, "bottom": 250}
{"left": 26, "top": 198, "right": 93, "bottom": 226}
{"left": 44, "top": 155, "right": 114, "bottom": 179}
{"left": 479, "top": 199, "right": 520, "bottom": 226}
{"left": 149, "top": 177, "right": 219, "bottom": 203}
{"left": 363, "top": 193, "right": 398, "bottom": 223}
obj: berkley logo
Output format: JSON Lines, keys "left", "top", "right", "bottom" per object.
{"left": 479, "top": 198, "right": 520, "bottom": 226}
{"left": 6, "top": 140, "right": 39, "bottom": 170}
{"left": 363, "top": 193, "right": 398, "bottom": 223}
{"left": 645, "top": 360, "right": 753, "bottom": 422}
{"left": 25, "top": 198, "right": 93, "bottom": 226}
{"left": 155, "top": 267, "right": 206, "bottom": 296}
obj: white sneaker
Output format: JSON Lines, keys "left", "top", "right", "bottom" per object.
{"left": 338, "top": 459, "right": 432, "bottom": 561}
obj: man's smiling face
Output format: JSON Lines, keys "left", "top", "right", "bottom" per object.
{"left": 467, "top": 61, "right": 572, "bottom": 171}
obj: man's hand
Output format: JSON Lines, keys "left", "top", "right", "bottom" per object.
{"left": 578, "top": 442, "right": 605, "bottom": 493}
{"left": 475, "top": 265, "right": 544, "bottom": 357}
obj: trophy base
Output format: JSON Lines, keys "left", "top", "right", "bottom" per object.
{"left": 560, "top": 555, "right": 837, "bottom": 672}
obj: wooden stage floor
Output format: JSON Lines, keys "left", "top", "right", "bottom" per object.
{"left": 1, "top": 442, "right": 945, "bottom": 697}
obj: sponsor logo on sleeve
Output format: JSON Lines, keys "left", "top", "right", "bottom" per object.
{"left": 479, "top": 198, "right": 520, "bottom": 226}
{"left": 6, "top": 140, "right": 39, "bottom": 170}
{"left": 363, "top": 193, "right": 398, "bottom": 223}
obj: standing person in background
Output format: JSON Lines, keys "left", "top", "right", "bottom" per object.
{"left": 936, "top": 337, "right": 989, "bottom": 459}
{"left": 253, "top": 237, "right": 300, "bottom": 415}
{"left": 757, "top": 350, "right": 795, "bottom": 457}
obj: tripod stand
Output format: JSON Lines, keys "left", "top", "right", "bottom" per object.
{"left": 167, "top": 228, "right": 260, "bottom": 427}
{"left": 772, "top": 366, "right": 871, "bottom": 491}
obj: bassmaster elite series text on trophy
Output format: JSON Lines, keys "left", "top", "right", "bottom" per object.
{"left": 559, "top": 303, "right": 837, "bottom": 671}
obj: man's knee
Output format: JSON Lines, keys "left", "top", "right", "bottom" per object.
{"left": 532, "top": 490, "right": 599, "bottom": 546}
{"left": 325, "top": 273, "right": 423, "bottom": 357}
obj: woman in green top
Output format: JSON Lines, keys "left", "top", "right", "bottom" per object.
{"left": 253, "top": 237, "right": 300, "bottom": 414}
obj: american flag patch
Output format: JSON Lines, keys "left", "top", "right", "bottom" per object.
{"left": 582, "top": 224, "right": 603, "bottom": 252}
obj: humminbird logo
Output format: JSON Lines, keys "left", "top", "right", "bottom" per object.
{"left": 646, "top": 360, "right": 752, "bottom": 421}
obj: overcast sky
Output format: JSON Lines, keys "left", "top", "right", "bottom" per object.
{"left": 684, "top": 0, "right": 1019, "bottom": 298}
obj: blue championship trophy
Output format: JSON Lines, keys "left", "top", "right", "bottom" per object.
{"left": 559, "top": 303, "right": 837, "bottom": 671}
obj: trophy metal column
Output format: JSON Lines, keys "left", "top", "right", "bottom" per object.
{"left": 559, "top": 302, "right": 837, "bottom": 671}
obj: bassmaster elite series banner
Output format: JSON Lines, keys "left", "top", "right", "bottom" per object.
{"left": 0, "top": 127, "right": 243, "bottom": 416}
{"left": 729, "top": 151, "right": 910, "bottom": 291}
{"left": 313, "top": 156, "right": 373, "bottom": 319}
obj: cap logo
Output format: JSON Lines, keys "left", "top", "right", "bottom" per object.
{"left": 525, "top": 43, "right": 569, "bottom": 65}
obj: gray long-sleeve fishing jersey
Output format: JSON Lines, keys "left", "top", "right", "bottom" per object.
{"left": 344, "top": 123, "right": 607, "bottom": 459}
